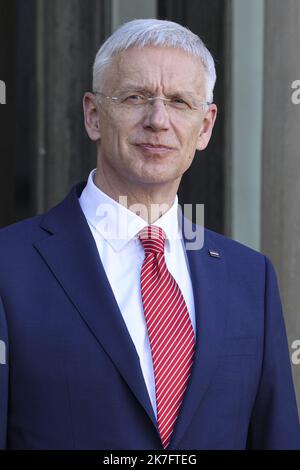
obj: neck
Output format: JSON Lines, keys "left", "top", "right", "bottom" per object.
{"left": 94, "top": 167, "right": 179, "bottom": 224}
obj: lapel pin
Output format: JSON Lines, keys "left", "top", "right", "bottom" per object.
{"left": 209, "top": 249, "right": 221, "bottom": 258}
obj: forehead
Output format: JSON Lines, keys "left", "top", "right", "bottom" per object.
{"left": 103, "top": 46, "right": 206, "bottom": 95}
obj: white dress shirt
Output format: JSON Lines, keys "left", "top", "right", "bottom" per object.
{"left": 79, "top": 169, "right": 196, "bottom": 417}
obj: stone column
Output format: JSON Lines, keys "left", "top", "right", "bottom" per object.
{"left": 262, "top": 0, "right": 300, "bottom": 411}
{"left": 35, "top": 0, "right": 111, "bottom": 212}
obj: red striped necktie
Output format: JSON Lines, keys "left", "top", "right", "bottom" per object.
{"left": 138, "top": 225, "right": 195, "bottom": 449}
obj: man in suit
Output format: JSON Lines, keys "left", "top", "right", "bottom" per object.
{"left": 0, "top": 19, "right": 299, "bottom": 450}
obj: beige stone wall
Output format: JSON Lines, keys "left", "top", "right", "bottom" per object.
{"left": 262, "top": 0, "right": 300, "bottom": 413}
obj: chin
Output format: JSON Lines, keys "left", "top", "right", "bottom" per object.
{"left": 125, "top": 162, "right": 181, "bottom": 186}
{"left": 135, "top": 171, "right": 179, "bottom": 186}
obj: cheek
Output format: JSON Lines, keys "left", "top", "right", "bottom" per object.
{"left": 175, "top": 120, "right": 201, "bottom": 145}
{"left": 99, "top": 110, "right": 121, "bottom": 140}
{"left": 178, "top": 126, "right": 201, "bottom": 157}
{"left": 104, "top": 114, "right": 137, "bottom": 142}
{"left": 100, "top": 120, "right": 123, "bottom": 149}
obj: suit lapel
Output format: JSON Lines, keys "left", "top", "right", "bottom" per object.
{"left": 33, "top": 184, "right": 159, "bottom": 434}
{"left": 169, "top": 224, "right": 228, "bottom": 449}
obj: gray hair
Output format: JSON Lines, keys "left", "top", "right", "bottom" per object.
{"left": 93, "top": 19, "right": 216, "bottom": 103}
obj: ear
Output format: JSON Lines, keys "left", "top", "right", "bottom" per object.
{"left": 83, "top": 92, "right": 101, "bottom": 141}
{"left": 196, "top": 104, "right": 218, "bottom": 151}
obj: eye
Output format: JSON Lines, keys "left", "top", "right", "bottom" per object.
{"left": 123, "top": 94, "right": 146, "bottom": 104}
{"left": 170, "top": 97, "right": 190, "bottom": 110}
{"left": 173, "top": 97, "right": 185, "bottom": 103}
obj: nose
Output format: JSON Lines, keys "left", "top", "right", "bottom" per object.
{"left": 142, "top": 98, "right": 170, "bottom": 131}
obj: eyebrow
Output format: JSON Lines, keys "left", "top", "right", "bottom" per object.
{"left": 114, "top": 85, "right": 198, "bottom": 99}
{"left": 114, "top": 85, "right": 148, "bottom": 94}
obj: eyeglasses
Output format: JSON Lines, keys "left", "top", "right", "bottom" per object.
{"left": 94, "top": 90, "right": 210, "bottom": 115}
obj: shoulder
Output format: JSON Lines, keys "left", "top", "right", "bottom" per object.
{"left": 201, "top": 229, "right": 281, "bottom": 312}
{"left": 0, "top": 213, "right": 45, "bottom": 246}
{"left": 204, "top": 227, "right": 263, "bottom": 260}
{"left": 0, "top": 182, "right": 85, "bottom": 248}
{"left": 202, "top": 227, "right": 271, "bottom": 280}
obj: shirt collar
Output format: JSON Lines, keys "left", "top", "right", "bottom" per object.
{"left": 79, "top": 169, "right": 181, "bottom": 253}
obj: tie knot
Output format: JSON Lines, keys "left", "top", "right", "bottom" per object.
{"left": 138, "top": 225, "right": 166, "bottom": 254}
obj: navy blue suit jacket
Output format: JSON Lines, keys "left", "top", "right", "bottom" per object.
{"left": 0, "top": 183, "right": 299, "bottom": 449}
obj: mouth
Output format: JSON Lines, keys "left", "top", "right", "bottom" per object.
{"left": 135, "top": 143, "right": 174, "bottom": 154}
